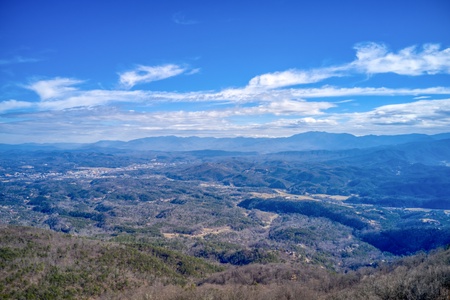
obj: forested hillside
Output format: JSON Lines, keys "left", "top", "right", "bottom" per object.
{"left": 1, "top": 225, "right": 449, "bottom": 299}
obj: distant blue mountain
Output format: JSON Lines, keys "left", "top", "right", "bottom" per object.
{"left": 0, "top": 131, "right": 448, "bottom": 154}
{"left": 87, "top": 132, "right": 443, "bottom": 153}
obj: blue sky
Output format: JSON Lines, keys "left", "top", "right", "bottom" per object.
{"left": 1, "top": 0, "right": 450, "bottom": 143}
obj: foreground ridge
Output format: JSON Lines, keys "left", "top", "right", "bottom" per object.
{"left": 1, "top": 225, "right": 449, "bottom": 299}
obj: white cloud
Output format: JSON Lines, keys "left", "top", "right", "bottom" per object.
{"left": 322, "top": 98, "right": 450, "bottom": 135}
{"left": 288, "top": 86, "right": 450, "bottom": 98}
{"left": 26, "top": 77, "right": 151, "bottom": 109}
{"left": 132, "top": 86, "right": 450, "bottom": 105}
{"left": 246, "top": 43, "right": 450, "bottom": 90}
{"left": 259, "top": 117, "right": 339, "bottom": 134}
{"left": 26, "top": 78, "right": 83, "bottom": 100}
{"left": 166, "top": 86, "right": 450, "bottom": 103}
{"left": 131, "top": 99, "right": 333, "bottom": 125}
{"left": 118, "top": 64, "right": 188, "bottom": 89}
{"left": 352, "top": 42, "right": 450, "bottom": 75}
{"left": 359, "top": 98, "right": 450, "bottom": 123}
{"left": 36, "top": 90, "right": 148, "bottom": 110}
{"left": 247, "top": 68, "right": 342, "bottom": 89}
{"left": 0, "top": 100, "right": 33, "bottom": 112}
{"left": 242, "top": 99, "right": 450, "bottom": 136}
{"left": 239, "top": 99, "right": 335, "bottom": 116}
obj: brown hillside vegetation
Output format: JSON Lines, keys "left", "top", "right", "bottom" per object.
{"left": 0, "top": 225, "right": 449, "bottom": 300}
{"left": 0, "top": 225, "right": 222, "bottom": 299}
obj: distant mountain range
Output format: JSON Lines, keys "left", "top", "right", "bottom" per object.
{"left": 2, "top": 131, "right": 450, "bottom": 154}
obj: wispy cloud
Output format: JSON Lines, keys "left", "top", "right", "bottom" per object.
{"left": 247, "top": 67, "right": 344, "bottom": 89}
{"left": 287, "top": 86, "right": 450, "bottom": 98}
{"left": 26, "top": 78, "right": 83, "bottom": 101}
{"left": 141, "top": 86, "right": 450, "bottom": 104}
{"left": 26, "top": 79, "right": 152, "bottom": 110}
{"left": 172, "top": 12, "right": 199, "bottom": 25}
{"left": 0, "top": 56, "right": 42, "bottom": 65}
{"left": 413, "top": 96, "right": 431, "bottom": 100}
{"left": 118, "top": 64, "right": 189, "bottom": 89}
{"left": 36, "top": 90, "right": 148, "bottom": 110}
{"left": 239, "top": 99, "right": 335, "bottom": 116}
{"left": 0, "top": 100, "right": 33, "bottom": 112}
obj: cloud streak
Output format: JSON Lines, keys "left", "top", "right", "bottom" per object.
{"left": 0, "top": 56, "right": 42, "bottom": 65}
{"left": 118, "top": 64, "right": 189, "bottom": 89}
{"left": 172, "top": 12, "right": 199, "bottom": 25}
{"left": 247, "top": 67, "right": 344, "bottom": 89}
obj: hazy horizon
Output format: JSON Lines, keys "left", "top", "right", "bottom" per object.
{"left": 1, "top": 130, "right": 450, "bottom": 146}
